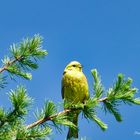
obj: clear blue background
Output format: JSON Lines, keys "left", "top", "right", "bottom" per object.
{"left": 0, "top": 0, "right": 140, "bottom": 140}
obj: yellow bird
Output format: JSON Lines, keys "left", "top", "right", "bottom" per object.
{"left": 61, "top": 61, "right": 89, "bottom": 139}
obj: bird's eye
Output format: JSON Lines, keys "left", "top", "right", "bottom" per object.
{"left": 73, "top": 65, "right": 76, "bottom": 67}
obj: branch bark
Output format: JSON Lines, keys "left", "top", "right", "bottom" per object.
{"left": 98, "top": 97, "right": 107, "bottom": 102}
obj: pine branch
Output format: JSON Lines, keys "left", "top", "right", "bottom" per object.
{"left": 91, "top": 69, "right": 140, "bottom": 122}
{"left": 0, "top": 85, "right": 32, "bottom": 128}
{"left": 26, "top": 98, "right": 107, "bottom": 130}
{"left": 26, "top": 109, "right": 70, "bottom": 129}
{"left": 0, "top": 58, "right": 17, "bottom": 73}
{"left": 0, "top": 34, "right": 47, "bottom": 80}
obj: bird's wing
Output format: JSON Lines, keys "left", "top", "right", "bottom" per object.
{"left": 61, "top": 70, "right": 67, "bottom": 99}
{"left": 61, "top": 77, "right": 64, "bottom": 99}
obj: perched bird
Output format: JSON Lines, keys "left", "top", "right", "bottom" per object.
{"left": 61, "top": 61, "right": 89, "bottom": 139}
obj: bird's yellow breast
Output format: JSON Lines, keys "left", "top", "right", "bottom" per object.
{"left": 62, "top": 70, "right": 89, "bottom": 104}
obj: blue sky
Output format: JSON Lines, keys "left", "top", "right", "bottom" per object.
{"left": 0, "top": 0, "right": 140, "bottom": 140}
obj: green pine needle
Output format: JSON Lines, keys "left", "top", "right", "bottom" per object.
{"left": 0, "top": 74, "right": 7, "bottom": 89}
{"left": 91, "top": 69, "right": 104, "bottom": 98}
{"left": 0, "top": 107, "right": 6, "bottom": 124}
{"left": 53, "top": 113, "right": 76, "bottom": 129}
{"left": 10, "top": 34, "right": 48, "bottom": 60}
{"left": 103, "top": 73, "right": 138, "bottom": 122}
{"left": 44, "top": 101, "right": 57, "bottom": 117}
{"left": 9, "top": 85, "right": 33, "bottom": 116}
{"left": 82, "top": 100, "right": 107, "bottom": 131}
{"left": 103, "top": 100, "right": 122, "bottom": 122}
{"left": 16, "top": 126, "right": 52, "bottom": 139}
{"left": 107, "top": 74, "right": 138, "bottom": 101}
{"left": 130, "top": 98, "right": 140, "bottom": 105}
{"left": 7, "top": 64, "right": 32, "bottom": 80}
{"left": 92, "top": 115, "right": 108, "bottom": 131}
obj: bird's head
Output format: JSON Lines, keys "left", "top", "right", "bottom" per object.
{"left": 65, "top": 61, "right": 83, "bottom": 72}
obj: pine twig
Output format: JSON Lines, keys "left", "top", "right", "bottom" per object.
{"left": 26, "top": 109, "right": 70, "bottom": 129}
{"left": 0, "top": 57, "right": 22, "bottom": 73}
{"left": 98, "top": 97, "right": 107, "bottom": 102}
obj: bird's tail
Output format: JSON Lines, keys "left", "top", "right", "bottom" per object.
{"left": 67, "top": 112, "right": 79, "bottom": 140}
